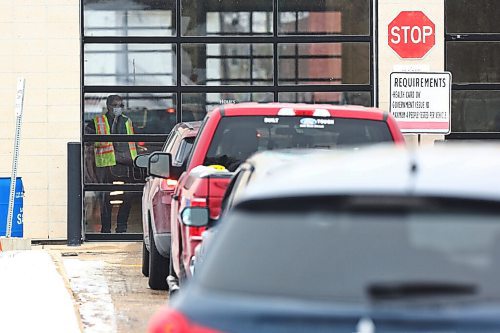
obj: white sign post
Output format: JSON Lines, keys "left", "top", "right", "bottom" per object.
{"left": 390, "top": 72, "right": 451, "bottom": 134}
{"left": 6, "top": 78, "right": 25, "bottom": 238}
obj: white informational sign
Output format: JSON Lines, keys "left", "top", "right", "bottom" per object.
{"left": 390, "top": 72, "right": 451, "bottom": 134}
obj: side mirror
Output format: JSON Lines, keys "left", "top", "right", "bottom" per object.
{"left": 134, "top": 154, "right": 150, "bottom": 168}
{"left": 180, "top": 207, "right": 209, "bottom": 227}
{"left": 149, "top": 152, "right": 171, "bottom": 179}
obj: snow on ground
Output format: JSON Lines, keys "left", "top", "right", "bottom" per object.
{"left": 0, "top": 250, "right": 81, "bottom": 333}
{"left": 63, "top": 258, "right": 117, "bottom": 333}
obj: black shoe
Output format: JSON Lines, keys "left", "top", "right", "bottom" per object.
{"left": 101, "top": 229, "right": 111, "bottom": 233}
{"left": 115, "top": 229, "right": 127, "bottom": 233}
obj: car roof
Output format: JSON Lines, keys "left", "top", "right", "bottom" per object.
{"left": 245, "top": 149, "right": 322, "bottom": 167}
{"left": 209, "top": 102, "right": 388, "bottom": 121}
{"left": 240, "top": 142, "right": 500, "bottom": 203}
{"left": 241, "top": 149, "right": 327, "bottom": 182}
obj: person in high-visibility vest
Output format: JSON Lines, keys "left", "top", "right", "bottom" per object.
{"left": 86, "top": 94, "right": 137, "bottom": 233}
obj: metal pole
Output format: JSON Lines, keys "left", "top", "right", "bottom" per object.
{"left": 67, "top": 142, "right": 82, "bottom": 246}
{"left": 6, "top": 78, "right": 25, "bottom": 238}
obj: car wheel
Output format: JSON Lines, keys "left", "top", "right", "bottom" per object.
{"left": 142, "top": 240, "right": 149, "bottom": 277}
{"left": 148, "top": 219, "right": 169, "bottom": 291}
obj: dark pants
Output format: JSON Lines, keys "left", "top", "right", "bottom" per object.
{"left": 96, "top": 166, "right": 132, "bottom": 233}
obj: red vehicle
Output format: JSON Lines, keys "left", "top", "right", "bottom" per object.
{"left": 170, "top": 165, "right": 233, "bottom": 285}
{"left": 147, "top": 103, "right": 405, "bottom": 293}
{"left": 134, "top": 121, "right": 200, "bottom": 290}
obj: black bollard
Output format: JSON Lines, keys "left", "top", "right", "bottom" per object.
{"left": 67, "top": 142, "right": 82, "bottom": 246}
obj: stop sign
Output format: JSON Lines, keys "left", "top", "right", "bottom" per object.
{"left": 388, "top": 11, "right": 435, "bottom": 59}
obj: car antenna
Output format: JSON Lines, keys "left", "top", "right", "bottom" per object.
{"left": 408, "top": 151, "right": 419, "bottom": 193}
{"left": 410, "top": 160, "right": 418, "bottom": 174}
{"left": 409, "top": 149, "right": 418, "bottom": 175}
{"left": 356, "top": 317, "right": 375, "bottom": 333}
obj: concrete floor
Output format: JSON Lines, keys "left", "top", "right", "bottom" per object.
{"left": 42, "top": 242, "right": 167, "bottom": 333}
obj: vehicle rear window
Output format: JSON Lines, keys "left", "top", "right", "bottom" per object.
{"left": 198, "top": 208, "right": 500, "bottom": 303}
{"left": 203, "top": 116, "right": 393, "bottom": 171}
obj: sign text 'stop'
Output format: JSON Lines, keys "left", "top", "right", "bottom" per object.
{"left": 388, "top": 11, "right": 435, "bottom": 59}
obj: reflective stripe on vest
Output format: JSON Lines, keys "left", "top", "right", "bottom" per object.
{"left": 93, "top": 115, "right": 137, "bottom": 167}
{"left": 125, "top": 120, "right": 137, "bottom": 161}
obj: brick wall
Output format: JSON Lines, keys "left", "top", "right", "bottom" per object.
{"left": 0, "top": 0, "right": 80, "bottom": 239}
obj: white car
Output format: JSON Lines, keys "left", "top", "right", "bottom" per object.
{"left": 156, "top": 142, "right": 500, "bottom": 332}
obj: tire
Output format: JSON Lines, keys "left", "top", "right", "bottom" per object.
{"left": 142, "top": 240, "right": 149, "bottom": 277}
{"left": 148, "top": 219, "right": 169, "bottom": 290}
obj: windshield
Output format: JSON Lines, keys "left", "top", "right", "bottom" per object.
{"left": 204, "top": 116, "right": 393, "bottom": 171}
{"left": 198, "top": 204, "right": 500, "bottom": 304}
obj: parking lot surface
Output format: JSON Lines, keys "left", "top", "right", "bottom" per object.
{"left": 44, "top": 242, "right": 167, "bottom": 333}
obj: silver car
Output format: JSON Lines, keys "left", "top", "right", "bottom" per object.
{"left": 165, "top": 143, "right": 500, "bottom": 332}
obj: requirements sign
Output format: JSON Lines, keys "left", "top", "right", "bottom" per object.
{"left": 390, "top": 72, "right": 451, "bottom": 134}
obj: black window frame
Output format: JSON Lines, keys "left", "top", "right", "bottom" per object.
{"left": 445, "top": 0, "right": 500, "bottom": 140}
{"left": 81, "top": 0, "right": 376, "bottom": 239}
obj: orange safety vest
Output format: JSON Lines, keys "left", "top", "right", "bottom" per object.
{"left": 93, "top": 115, "right": 137, "bottom": 167}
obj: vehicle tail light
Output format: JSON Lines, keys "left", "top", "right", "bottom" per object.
{"left": 278, "top": 107, "right": 332, "bottom": 117}
{"left": 166, "top": 107, "right": 176, "bottom": 114}
{"left": 188, "top": 225, "right": 207, "bottom": 238}
{"left": 160, "top": 178, "right": 178, "bottom": 191}
{"left": 148, "top": 308, "right": 221, "bottom": 333}
{"left": 294, "top": 109, "right": 314, "bottom": 116}
{"left": 190, "top": 198, "right": 207, "bottom": 207}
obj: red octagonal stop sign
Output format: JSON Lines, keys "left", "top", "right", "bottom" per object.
{"left": 388, "top": 11, "right": 435, "bottom": 59}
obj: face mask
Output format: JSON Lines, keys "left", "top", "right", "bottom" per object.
{"left": 112, "top": 107, "right": 123, "bottom": 116}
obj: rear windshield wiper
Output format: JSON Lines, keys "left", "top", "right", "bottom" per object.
{"left": 367, "top": 282, "right": 477, "bottom": 300}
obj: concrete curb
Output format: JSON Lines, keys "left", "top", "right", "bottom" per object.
{"left": 47, "top": 248, "right": 85, "bottom": 333}
{"left": 0, "top": 237, "right": 31, "bottom": 251}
